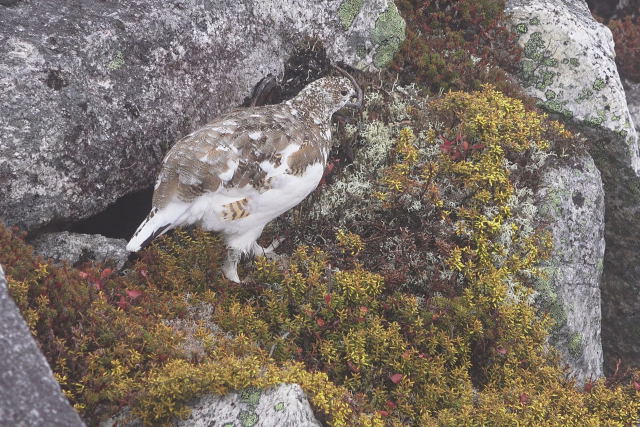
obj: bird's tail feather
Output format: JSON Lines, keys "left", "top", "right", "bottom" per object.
{"left": 126, "top": 206, "right": 182, "bottom": 252}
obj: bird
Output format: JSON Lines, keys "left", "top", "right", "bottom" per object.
{"left": 126, "top": 66, "right": 362, "bottom": 282}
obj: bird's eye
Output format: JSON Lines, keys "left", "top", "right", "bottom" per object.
{"left": 341, "top": 90, "right": 349, "bottom": 96}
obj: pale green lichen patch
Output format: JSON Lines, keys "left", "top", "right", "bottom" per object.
{"left": 576, "top": 87, "right": 593, "bottom": 103}
{"left": 107, "top": 51, "right": 124, "bottom": 71}
{"left": 568, "top": 333, "right": 583, "bottom": 358}
{"left": 514, "top": 17, "right": 616, "bottom": 131}
{"left": 238, "top": 409, "right": 258, "bottom": 427}
{"left": 592, "top": 78, "right": 606, "bottom": 91}
{"left": 239, "top": 388, "right": 261, "bottom": 406}
{"left": 338, "top": 0, "right": 364, "bottom": 29}
{"left": 515, "top": 22, "right": 528, "bottom": 34}
{"left": 538, "top": 99, "right": 573, "bottom": 120}
{"left": 523, "top": 32, "right": 545, "bottom": 61}
{"left": 584, "top": 111, "right": 606, "bottom": 127}
{"left": 371, "top": 3, "right": 406, "bottom": 68}
{"left": 274, "top": 401, "right": 285, "bottom": 411}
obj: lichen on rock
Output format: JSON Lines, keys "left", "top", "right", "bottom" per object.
{"left": 371, "top": 3, "right": 406, "bottom": 68}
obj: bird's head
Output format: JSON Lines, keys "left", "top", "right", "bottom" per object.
{"left": 291, "top": 67, "right": 362, "bottom": 121}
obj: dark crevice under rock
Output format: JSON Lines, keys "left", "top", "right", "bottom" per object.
{"left": 69, "top": 186, "right": 152, "bottom": 240}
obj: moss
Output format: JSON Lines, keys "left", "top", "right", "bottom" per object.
{"left": 337, "top": 0, "right": 364, "bottom": 30}
{"left": 371, "top": 3, "right": 406, "bottom": 68}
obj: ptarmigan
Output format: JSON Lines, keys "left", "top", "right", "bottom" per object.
{"left": 127, "top": 68, "right": 361, "bottom": 282}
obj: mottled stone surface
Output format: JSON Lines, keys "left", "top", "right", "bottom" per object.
{"left": 0, "top": 264, "right": 85, "bottom": 426}
{"left": 102, "top": 384, "right": 320, "bottom": 427}
{"left": 507, "top": 0, "right": 640, "bottom": 372}
{"left": 537, "top": 155, "right": 605, "bottom": 383}
{"left": 0, "top": 0, "right": 404, "bottom": 232}
{"left": 179, "top": 384, "right": 321, "bottom": 427}
{"left": 506, "top": 0, "right": 638, "bottom": 167}
{"left": 30, "top": 231, "right": 129, "bottom": 269}
{"left": 624, "top": 78, "right": 640, "bottom": 134}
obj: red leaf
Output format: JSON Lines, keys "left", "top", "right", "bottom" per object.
{"left": 496, "top": 347, "right": 507, "bottom": 355}
{"left": 633, "top": 381, "right": 640, "bottom": 391}
{"left": 100, "top": 268, "right": 113, "bottom": 280}
{"left": 359, "top": 306, "right": 369, "bottom": 315}
{"left": 78, "top": 271, "right": 89, "bottom": 279}
{"left": 390, "top": 373, "right": 403, "bottom": 384}
{"left": 385, "top": 400, "right": 397, "bottom": 409}
{"left": 324, "top": 294, "right": 332, "bottom": 305}
{"left": 377, "top": 410, "right": 389, "bottom": 417}
{"left": 316, "top": 317, "right": 325, "bottom": 327}
{"left": 418, "top": 353, "right": 426, "bottom": 358}
{"left": 440, "top": 139, "right": 454, "bottom": 153}
{"left": 126, "top": 289, "right": 142, "bottom": 299}
{"left": 462, "top": 140, "right": 469, "bottom": 151}
{"left": 584, "top": 381, "right": 594, "bottom": 392}
{"left": 519, "top": 393, "right": 529, "bottom": 405}
{"left": 325, "top": 162, "right": 335, "bottom": 174}
{"left": 139, "top": 269, "right": 148, "bottom": 279}
{"left": 347, "top": 360, "right": 360, "bottom": 373}
{"left": 118, "top": 295, "right": 127, "bottom": 310}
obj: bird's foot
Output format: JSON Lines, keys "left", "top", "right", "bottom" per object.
{"left": 222, "top": 248, "right": 242, "bottom": 283}
{"left": 251, "top": 237, "right": 285, "bottom": 260}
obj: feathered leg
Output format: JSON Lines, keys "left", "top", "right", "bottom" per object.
{"left": 250, "top": 237, "right": 285, "bottom": 259}
{"left": 221, "top": 225, "right": 266, "bottom": 282}
{"left": 221, "top": 248, "right": 242, "bottom": 283}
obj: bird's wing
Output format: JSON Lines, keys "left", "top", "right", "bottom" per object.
{"left": 152, "top": 105, "right": 313, "bottom": 209}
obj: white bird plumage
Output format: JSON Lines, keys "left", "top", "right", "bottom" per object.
{"left": 127, "top": 73, "right": 359, "bottom": 282}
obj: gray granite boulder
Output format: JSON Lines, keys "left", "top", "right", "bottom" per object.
{"left": 0, "top": 264, "right": 85, "bottom": 426}
{"left": 537, "top": 154, "right": 605, "bottom": 383}
{"left": 0, "top": 0, "right": 405, "bottom": 232}
{"left": 178, "top": 384, "right": 321, "bottom": 427}
{"left": 506, "top": 0, "right": 640, "bottom": 372}
{"left": 103, "top": 384, "right": 321, "bottom": 427}
{"left": 30, "top": 231, "right": 129, "bottom": 269}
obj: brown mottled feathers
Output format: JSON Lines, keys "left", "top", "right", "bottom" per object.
{"left": 287, "top": 143, "right": 324, "bottom": 176}
{"left": 151, "top": 104, "right": 329, "bottom": 209}
{"left": 222, "top": 198, "right": 250, "bottom": 220}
